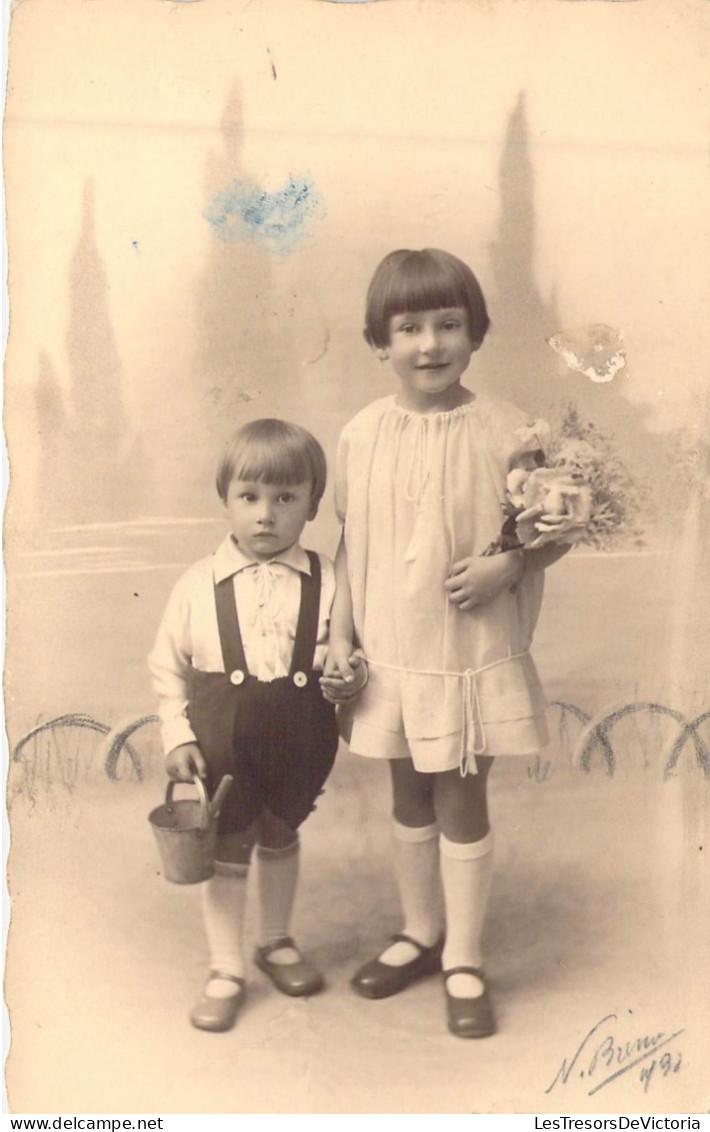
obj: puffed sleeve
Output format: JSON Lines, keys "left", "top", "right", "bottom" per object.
{"left": 147, "top": 571, "right": 198, "bottom": 755}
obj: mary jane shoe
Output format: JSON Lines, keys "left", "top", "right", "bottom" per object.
{"left": 351, "top": 932, "right": 444, "bottom": 999}
{"left": 190, "top": 971, "right": 246, "bottom": 1032}
{"left": 443, "top": 966, "right": 496, "bottom": 1039}
{"left": 254, "top": 937, "right": 324, "bottom": 997}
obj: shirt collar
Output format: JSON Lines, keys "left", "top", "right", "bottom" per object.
{"left": 213, "top": 535, "right": 312, "bottom": 584}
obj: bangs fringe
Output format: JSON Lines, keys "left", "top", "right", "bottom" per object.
{"left": 365, "top": 248, "right": 489, "bottom": 348}
{"left": 216, "top": 419, "right": 326, "bottom": 502}
{"left": 231, "top": 435, "right": 313, "bottom": 486}
{"left": 381, "top": 258, "right": 468, "bottom": 322}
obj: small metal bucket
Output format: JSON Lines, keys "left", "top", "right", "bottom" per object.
{"left": 148, "top": 776, "right": 231, "bottom": 885}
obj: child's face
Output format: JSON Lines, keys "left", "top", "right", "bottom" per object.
{"left": 380, "top": 306, "right": 479, "bottom": 408}
{"left": 224, "top": 478, "right": 317, "bottom": 561}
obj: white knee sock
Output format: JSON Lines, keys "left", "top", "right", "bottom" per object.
{"left": 440, "top": 830, "right": 494, "bottom": 997}
{"left": 200, "top": 861, "right": 248, "bottom": 996}
{"left": 379, "top": 820, "right": 442, "bottom": 966}
{"left": 256, "top": 839, "right": 301, "bottom": 964}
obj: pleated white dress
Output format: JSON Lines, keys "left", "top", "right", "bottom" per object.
{"left": 335, "top": 393, "right": 550, "bottom": 774}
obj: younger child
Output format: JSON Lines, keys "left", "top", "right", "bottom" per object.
{"left": 149, "top": 419, "right": 365, "bottom": 1032}
{"left": 323, "top": 249, "right": 569, "bottom": 1039}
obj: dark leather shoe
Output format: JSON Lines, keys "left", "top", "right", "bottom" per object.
{"left": 443, "top": 966, "right": 496, "bottom": 1038}
{"left": 254, "top": 937, "right": 324, "bottom": 997}
{"left": 190, "top": 971, "right": 246, "bottom": 1032}
{"left": 351, "top": 933, "right": 444, "bottom": 999}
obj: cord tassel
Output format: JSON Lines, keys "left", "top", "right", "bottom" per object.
{"left": 460, "top": 669, "right": 487, "bottom": 776}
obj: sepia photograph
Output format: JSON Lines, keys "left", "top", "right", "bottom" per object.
{"left": 3, "top": 0, "right": 709, "bottom": 1116}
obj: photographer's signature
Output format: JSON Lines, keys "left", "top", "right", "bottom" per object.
{"left": 546, "top": 1012, "right": 684, "bottom": 1097}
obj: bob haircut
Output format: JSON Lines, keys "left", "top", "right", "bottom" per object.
{"left": 364, "top": 248, "right": 490, "bottom": 350}
{"left": 216, "top": 419, "right": 327, "bottom": 506}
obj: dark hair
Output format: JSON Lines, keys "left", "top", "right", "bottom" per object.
{"left": 216, "top": 419, "right": 327, "bottom": 505}
{"left": 364, "top": 248, "right": 490, "bottom": 349}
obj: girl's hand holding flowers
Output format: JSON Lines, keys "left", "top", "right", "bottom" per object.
{"left": 510, "top": 466, "right": 592, "bottom": 549}
{"left": 482, "top": 413, "right": 636, "bottom": 557}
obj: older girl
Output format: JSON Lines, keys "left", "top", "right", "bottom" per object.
{"left": 323, "top": 249, "right": 567, "bottom": 1038}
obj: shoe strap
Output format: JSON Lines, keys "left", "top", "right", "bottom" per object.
{"left": 390, "top": 932, "right": 439, "bottom": 955}
{"left": 208, "top": 970, "right": 246, "bottom": 987}
{"left": 257, "top": 936, "right": 298, "bottom": 959}
{"left": 443, "top": 965, "right": 485, "bottom": 980}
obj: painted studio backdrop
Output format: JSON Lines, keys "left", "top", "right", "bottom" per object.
{"left": 4, "top": 0, "right": 710, "bottom": 1116}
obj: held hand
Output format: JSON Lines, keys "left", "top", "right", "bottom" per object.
{"left": 444, "top": 551, "right": 524, "bottom": 612}
{"left": 321, "top": 649, "right": 368, "bottom": 704}
{"left": 165, "top": 742, "right": 207, "bottom": 782}
{"left": 324, "top": 639, "right": 357, "bottom": 683}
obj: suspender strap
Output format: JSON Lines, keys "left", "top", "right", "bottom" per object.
{"left": 212, "top": 550, "right": 322, "bottom": 678}
{"left": 214, "top": 574, "right": 248, "bottom": 676}
{"left": 289, "top": 550, "right": 321, "bottom": 676}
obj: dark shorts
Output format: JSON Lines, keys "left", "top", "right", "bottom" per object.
{"left": 187, "top": 667, "right": 338, "bottom": 833}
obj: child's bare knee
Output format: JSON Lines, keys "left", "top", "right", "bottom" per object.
{"left": 390, "top": 758, "right": 435, "bottom": 826}
{"left": 258, "top": 809, "right": 298, "bottom": 850}
{"left": 215, "top": 829, "right": 256, "bottom": 866}
{"left": 392, "top": 793, "right": 436, "bottom": 826}
{"left": 433, "top": 766, "right": 491, "bottom": 841}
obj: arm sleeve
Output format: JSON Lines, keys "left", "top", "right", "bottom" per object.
{"left": 147, "top": 575, "right": 199, "bottom": 755}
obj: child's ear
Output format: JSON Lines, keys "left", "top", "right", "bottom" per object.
{"left": 307, "top": 499, "right": 319, "bottom": 522}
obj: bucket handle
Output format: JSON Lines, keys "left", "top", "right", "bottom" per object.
{"left": 165, "top": 776, "right": 211, "bottom": 833}
{"left": 210, "top": 774, "right": 234, "bottom": 819}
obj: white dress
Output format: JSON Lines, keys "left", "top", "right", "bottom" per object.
{"left": 335, "top": 393, "right": 550, "bottom": 774}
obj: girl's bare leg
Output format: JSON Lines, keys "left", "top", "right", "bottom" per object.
{"left": 433, "top": 757, "right": 493, "bottom": 841}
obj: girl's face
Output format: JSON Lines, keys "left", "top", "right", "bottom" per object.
{"left": 224, "top": 478, "right": 317, "bottom": 561}
{"left": 379, "top": 306, "right": 479, "bottom": 411}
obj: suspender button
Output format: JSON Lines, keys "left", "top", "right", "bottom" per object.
{"left": 230, "top": 669, "right": 245, "bottom": 685}
{"left": 293, "top": 671, "right": 308, "bottom": 688}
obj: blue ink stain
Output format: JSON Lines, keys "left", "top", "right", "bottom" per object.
{"left": 203, "top": 176, "right": 325, "bottom": 256}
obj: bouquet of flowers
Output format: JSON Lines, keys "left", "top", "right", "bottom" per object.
{"left": 482, "top": 407, "right": 644, "bottom": 556}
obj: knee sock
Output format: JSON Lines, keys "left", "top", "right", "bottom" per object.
{"left": 440, "top": 830, "right": 494, "bottom": 998}
{"left": 379, "top": 820, "right": 442, "bottom": 967}
{"left": 200, "top": 860, "right": 248, "bottom": 997}
{"left": 256, "top": 838, "right": 301, "bottom": 965}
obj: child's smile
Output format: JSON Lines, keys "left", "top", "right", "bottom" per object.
{"left": 384, "top": 307, "right": 479, "bottom": 411}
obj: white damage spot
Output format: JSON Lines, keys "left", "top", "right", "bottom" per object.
{"left": 547, "top": 324, "right": 626, "bottom": 383}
